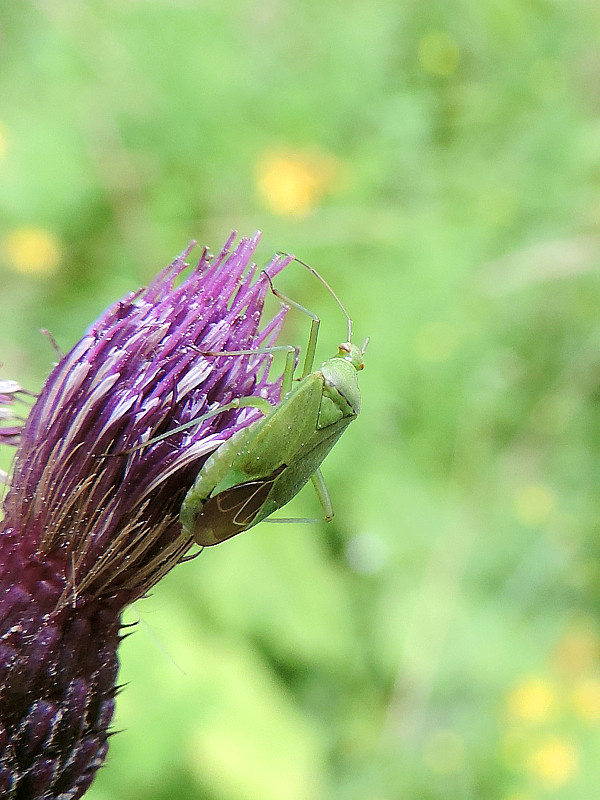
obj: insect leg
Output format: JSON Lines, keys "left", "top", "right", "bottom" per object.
{"left": 310, "top": 468, "right": 334, "bottom": 522}
{"left": 120, "top": 395, "right": 273, "bottom": 455}
{"left": 261, "top": 271, "right": 319, "bottom": 380}
{"left": 266, "top": 469, "right": 334, "bottom": 525}
{"left": 193, "top": 344, "right": 297, "bottom": 359}
{"left": 193, "top": 343, "right": 298, "bottom": 398}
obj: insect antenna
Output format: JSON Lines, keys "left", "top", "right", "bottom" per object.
{"left": 275, "top": 253, "right": 353, "bottom": 343}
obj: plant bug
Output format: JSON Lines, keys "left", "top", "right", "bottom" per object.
{"left": 176, "top": 258, "right": 367, "bottom": 546}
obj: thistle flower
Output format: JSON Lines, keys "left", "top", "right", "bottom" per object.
{"left": 0, "top": 232, "right": 292, "bottom": 799}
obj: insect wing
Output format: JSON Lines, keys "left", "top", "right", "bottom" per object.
{"left": 267, "top": 415, "right": 351, "bottom": 513}
{"left": 194, "top": 464, "right": 286, "bottom": 546}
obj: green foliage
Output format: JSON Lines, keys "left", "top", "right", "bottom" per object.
{"left": 3, "top": 0, "right": 600, "bottom": 796}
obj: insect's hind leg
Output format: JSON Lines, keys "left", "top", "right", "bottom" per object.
{"left": 118, "top": 395, "right": 274, "bottom": 455}
{"left": 266, "top": 468, "right": 334, "bottom": 525}
{"left": 310, "top": 468, "right": 334, "bottom": 522}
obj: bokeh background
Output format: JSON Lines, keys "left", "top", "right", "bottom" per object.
{"left": 2, "top": 1, "right": 600, "bottom": 798}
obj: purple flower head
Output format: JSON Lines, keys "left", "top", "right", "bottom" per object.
{"left": 0, "top": 381, "right": 32, "bottom": 452}
{"left": 0, "top": 232, "right": 292, "bottom": 798}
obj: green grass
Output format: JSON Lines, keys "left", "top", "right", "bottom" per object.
{"left": 2, "top": 1, "right": 600, "bottom": 797}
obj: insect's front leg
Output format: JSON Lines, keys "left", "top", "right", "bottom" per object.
{"left": 193, "top": 342, "right": 299, "bottom": 399}
{"left": 261, "top": 270, "right": 320, "bottom": 381}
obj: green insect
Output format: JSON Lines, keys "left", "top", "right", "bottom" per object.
{"left": 138, "top": 260, "right": 366, "bottom": 547}
{"left": 177, "top": 260, "right": 367, "bottom": 547}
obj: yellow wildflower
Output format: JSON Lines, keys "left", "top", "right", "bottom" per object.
{"left": 2, "top": 227, "right": 61, "bottom": 276}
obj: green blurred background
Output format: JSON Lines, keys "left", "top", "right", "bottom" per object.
{"left": 2, "top": 1, "right": 600, "bottom": 798}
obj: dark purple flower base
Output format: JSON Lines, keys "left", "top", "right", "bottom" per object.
{"left": 0, "top": 529, "right": 121, "bottom": 799}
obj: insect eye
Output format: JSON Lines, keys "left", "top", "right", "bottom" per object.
{"left": 339, "top": 342, "right": 351, "bottom": 354}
